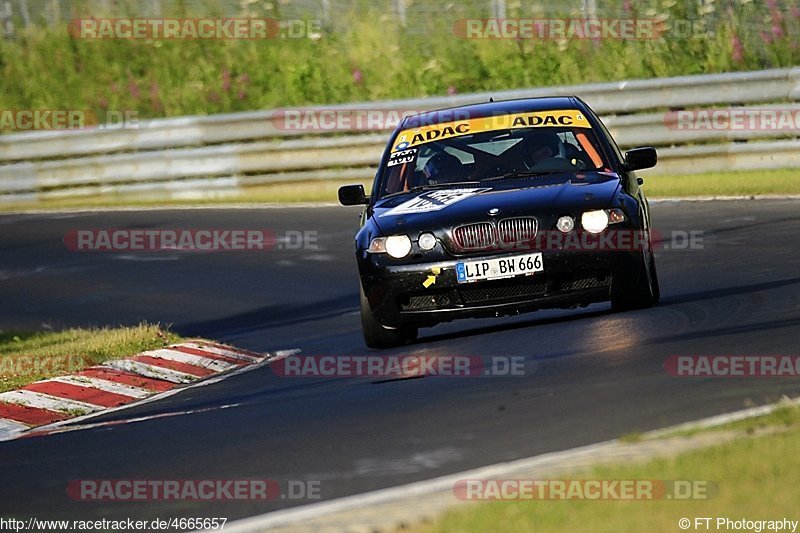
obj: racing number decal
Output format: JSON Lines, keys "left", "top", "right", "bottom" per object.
{"left": 387, "top": 148, "right": 417, "bottom": 167}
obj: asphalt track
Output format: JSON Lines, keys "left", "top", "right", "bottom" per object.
{"left": 0, "top": 199, "right": 799, "bottom": 525}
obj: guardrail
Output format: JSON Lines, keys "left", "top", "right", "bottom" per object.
{"left": 1, "top": 68, "right": 799, "bottom": 203}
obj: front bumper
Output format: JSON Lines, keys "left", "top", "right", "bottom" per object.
{"left": 359, "top": 249, "right": 628, "bottom": 327}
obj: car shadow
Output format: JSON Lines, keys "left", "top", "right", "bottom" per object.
{"left": 657, "top": 277, "right": 800, "bottom": 306}
{"left": 173, "top": 276, "right": 800, "bottom": 349}
{"left": 175, "top": 293, "right": 358, "bottom": 338}
{"left": 413, "top": 276, "right": 800, "bottom": 347}
{"left": 416, "top": 306, "right": 613, "bottom": 346}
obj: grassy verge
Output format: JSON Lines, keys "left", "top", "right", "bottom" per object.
{"left": 0, "top": 179, "right": 374, "bottom": 211}
{"left": 0, "top": 3, "right": 797, "bottom": 120}
{"left": 642, "top": 168, "right": 800, "bottom": 198}
{"left": 0, "top": 323, "right": 181, "bottom": 393}
{"left": 418, "top": 404, "right": 800, "bottom": 533}
{"left": 2, "top": 169, "right": 799, "bottom": 212}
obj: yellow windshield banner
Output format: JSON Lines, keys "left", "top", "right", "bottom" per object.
{"left": 392, "top": 109, "right": 591, "bottom": 152}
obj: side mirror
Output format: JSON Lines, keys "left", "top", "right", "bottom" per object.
{"left": 623, "top": 147, "right": 657, "bottom": 171}
{"left": 338, "top": 184, "right": 369, "bottom": 206}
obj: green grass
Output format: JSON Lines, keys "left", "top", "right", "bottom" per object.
{"left": 711, "top": 404, "right": 800, "bottom": 434}
{"left": 643, "top": 168, "right": 800, "bottom": 198}
{"left": 420, "top": 411, "right": 800, "bottom": 533}
{"left": 0, "top": 323, "right": 181, "bottom": 392}
{"left": 0, "top": 179, "right": 373, "bottom": 211}
{"left": 0, "top": 2, "right": 797, "bottom": 121}
{"left": 618, "top": 431, "right": 644, "bottom": 443}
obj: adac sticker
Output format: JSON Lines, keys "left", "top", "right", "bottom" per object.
{"left": 391, "top": 110, "right": 591, "bottom": 152}
{"left": 387, "top": 148, "right": 417, "bottom": 167}
{"left": 380, "top": 188, "right": 488, "bottom": 217}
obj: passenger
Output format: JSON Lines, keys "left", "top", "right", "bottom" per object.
{"left": 422, "top": 152, "right": 468, "bottom": 184}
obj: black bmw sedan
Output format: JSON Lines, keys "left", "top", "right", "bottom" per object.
{"left": 339, "top": 96, "right": 659, "bottom": 348}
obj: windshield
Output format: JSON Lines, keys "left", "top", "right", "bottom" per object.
{"left": 377, "top": 109, "right": 610, "bottom": 199}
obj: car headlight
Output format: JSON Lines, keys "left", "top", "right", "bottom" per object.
{"left": 581, "top": 210, "right": 610, "bottom": 234}
{"left": 369, "top": 235, "right": 412, "bottom": 258}
{"left": 418, "top": 232, "right": 437, "bottom": 251}
{"left": 385, "top": 235, "right": 412, "bottom": 258}
{"left": 581, "top": 209, "right": 626, "bottom": 234}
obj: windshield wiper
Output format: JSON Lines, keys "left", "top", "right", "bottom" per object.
{"left": 482, "top": 170, "right": 568, "bottom": 182}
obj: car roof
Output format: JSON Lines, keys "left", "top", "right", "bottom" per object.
{"left": 399, "top": 95, "right": 587, "bottom": 130}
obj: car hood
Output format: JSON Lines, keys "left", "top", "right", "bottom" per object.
{"left": 371, "top": 173, "right": 622, "bottom": 234}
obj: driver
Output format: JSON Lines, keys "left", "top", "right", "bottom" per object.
{"left": 422, "top": 152, "right": 468, "bottom": 184}
{"left": 520, "top": 131, "right": 565, "bottom": 169}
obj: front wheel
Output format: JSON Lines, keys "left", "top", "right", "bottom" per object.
{"left": 611, "top": 245, "right": 659, "bottom": 311}
{"left": 360, "top": 284, "right": 417, "bottom": 349}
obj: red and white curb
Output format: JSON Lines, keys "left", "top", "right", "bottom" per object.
{"left": 0, "top": 340, "right": 271, "bottom": 442}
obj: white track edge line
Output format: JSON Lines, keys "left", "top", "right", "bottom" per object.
{"left": 0, "top": 419, "right": 30, "bottom": 435}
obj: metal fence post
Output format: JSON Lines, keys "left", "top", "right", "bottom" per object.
{"left": 0, "top": 0, "right": 14, "bottom": 39}
{"left": 491, "top": 0, "right": 506, "bottom": 18}
{"left": 394, "top": 0, "right": 406, "bottom": 26}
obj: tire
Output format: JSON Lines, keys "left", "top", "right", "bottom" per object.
{"left": 648, "top": 249, "right": 660, "bottom": 306}
{"left": 360, "top": 284, "right": 418, "bottom": 349}
{"left": 611, "top": 235, "right": 659, "bottom": 311}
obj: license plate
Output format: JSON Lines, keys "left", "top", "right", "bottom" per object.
{"left": 456, "top": 253, "right": 544, "bottom": 283}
